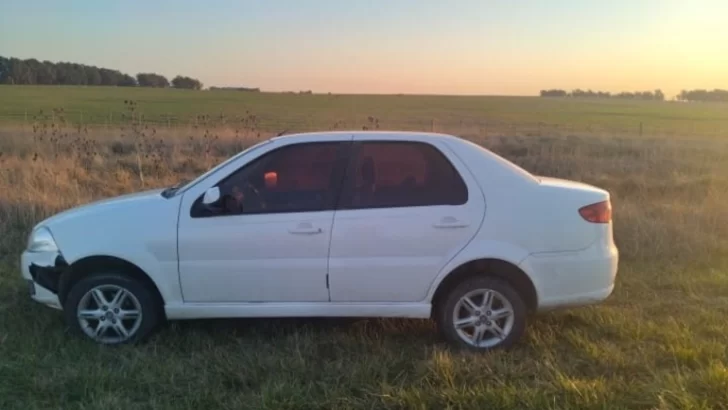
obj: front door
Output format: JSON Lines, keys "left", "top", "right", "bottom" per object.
{"left": 328, "top": 138, "right": 486, "bottom": 302}
{"left": 178, "top": 140, "right": 351, "bottom": 303}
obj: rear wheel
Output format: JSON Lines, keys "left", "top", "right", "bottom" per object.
{"left": 64, "top": 273, "right": 161, "bottom": 345}
{"left": 436, "top": 277, "right": 526, "bottom": 351}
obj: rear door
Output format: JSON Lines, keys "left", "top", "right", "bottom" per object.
{"left": 328, "top": 137, "right": 486, "bottom": 302}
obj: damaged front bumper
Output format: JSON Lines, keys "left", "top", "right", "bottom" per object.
{"left": 21, "top": 250, "right": 67, "bottom": 310}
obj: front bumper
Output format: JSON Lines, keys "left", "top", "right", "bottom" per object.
{"left": 21, "top": 250, "right": 65, "bottom": 310}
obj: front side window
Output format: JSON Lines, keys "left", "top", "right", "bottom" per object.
{"left": 338, "top": 141, "right": 468, "bottom": 209}
{"left": 193, "top": 142, "right": 348, "bottom": 217}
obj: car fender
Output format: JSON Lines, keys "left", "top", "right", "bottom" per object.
{"left": 58, "top": 246, "right": 181, "bottom": 305}
{"left": 424, "top": 239, "right": 536, "bottom": 302}
{"left": 42, "top": 195, "right": 183, "bottom": 305}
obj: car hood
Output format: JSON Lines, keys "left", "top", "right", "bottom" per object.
{"left": 35, "top": 188, "right": 166, "bottom": 231}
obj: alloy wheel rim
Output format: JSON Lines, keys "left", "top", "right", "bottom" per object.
{"left": 452, "top": 288, "right": 515, "bottom": 348}
{"left": 77, "top": 284, "right": 143, "bottom": 343}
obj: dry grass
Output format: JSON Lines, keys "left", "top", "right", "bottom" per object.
{"left": 1, "top": 104, "right": 728, "bottom": 409}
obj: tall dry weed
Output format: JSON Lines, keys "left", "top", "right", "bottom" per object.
{"left": 1, "top": 107, "right": 726, "bottom": 267}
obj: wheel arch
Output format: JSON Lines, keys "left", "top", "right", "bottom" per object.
{"left": 430, "top": 258, "right": 538, "bottom": 316}
{"left": 58, "top": 255, "right": 165, "bottom": 315}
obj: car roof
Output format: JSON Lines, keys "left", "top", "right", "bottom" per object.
{"left": 271, "top": 130, "right": 462, "bottom": 143}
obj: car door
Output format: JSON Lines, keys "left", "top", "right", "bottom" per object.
{"left": 328, "top": 137, "right": 486, "bottom": 302}
{"left": 177, "top": 138, "right": 352, "bottom": 303}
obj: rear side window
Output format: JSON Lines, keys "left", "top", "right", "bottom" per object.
{"left": 338, "top": 141, "right": 468, "bottom": 209}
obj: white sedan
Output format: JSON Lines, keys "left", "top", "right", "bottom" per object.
{"left": 21, "top": 131, "right": 618, "bottom": 350}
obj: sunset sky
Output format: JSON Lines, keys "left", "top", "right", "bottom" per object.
{"left": 1, "top": 0, "right": 726, "bottom": 96}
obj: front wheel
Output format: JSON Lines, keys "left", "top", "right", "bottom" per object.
{"left": 64, "top": 273, "right": 161, "bottom": 345}
{"left": 436, "top": 277, "right": 526, "bottom": 351}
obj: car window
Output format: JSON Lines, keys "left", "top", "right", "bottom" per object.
{"left": 192, "top": 142, "right": 349, "bottom": 217}
{"left": 175, "top": 139, "right": 273, "bottom": 196}
{"left": 338, "top": 141, "right": 468, "bottom": 209}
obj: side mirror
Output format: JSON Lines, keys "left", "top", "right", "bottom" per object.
{"left": 202, "top": 186, "right": 221, "bottom": 206}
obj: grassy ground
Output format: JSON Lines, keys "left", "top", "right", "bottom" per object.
{"left": 1, "top": 85, "right": 728, "bottom": 138}
{"left": 1, "top": 90, "right": 728, "bottom": 409}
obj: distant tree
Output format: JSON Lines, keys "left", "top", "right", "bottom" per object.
{"left": 713, "top": 89, "right": 728, "bottom": 102}
{"left": 171, "top": 75, "right": 203, "bottom": 90}
{"left": 0, "top": 56, "right": 9, "bottom": 84}
{"left": 677, "top": 89, "right": 728, "bottom": 102}
{"left": 118, "top": 74, "right": 137, "bottom": 87}
{"left": 99, "top": 68, "right": 119, "bottom": 86}
{"left": 546, "top": 88, "right": 667, "bottom": 101}
{"left": 34, "top": 60, "right": 58, "bottom": 85}
{"left": 56, "top": 63, "right": 88, "bottom": 85}
{"left": 136, "top": 73, "right": 169, "bottom": 88}
{"left": 85, "top": 66, "right": 102, "bottom": 86}
{"left": 23, "top": 58, "right": 46, "bottom": 84}
{"left": 540, "top": 89, "right": 567, "bottom": 97}
{"left": 97, "top": 68, "right": 136, "bottom": 86}
{"left": 8, "top": 58, "right": 34, "bottom": 84}
{"left": 54, "top": 62, "right": 69, "bottom": 84}
{"left": 0, "top": 55, "right": 151, "bottom": 87}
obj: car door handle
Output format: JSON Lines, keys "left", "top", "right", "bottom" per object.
{"left": 433, "top": 217, "right": 469, "bottom": 229}
{"left": 288, "top": 223, "right": 323, "bottom": 235}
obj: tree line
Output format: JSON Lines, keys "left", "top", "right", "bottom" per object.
{"left": 677, "top": 89, "right": 728, "bottom": 102}
{"left": 541, "top": 88, "right": 728, "bottom": 102}
{"left": 0, "top": 56, "right": 202, "bottom": 89}
{"left": 540, "top": 89, "right": 665, "bottom": 101}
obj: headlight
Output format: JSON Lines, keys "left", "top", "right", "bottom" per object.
{"left": 27, "top": 227, "right": 59, "bottom": 253}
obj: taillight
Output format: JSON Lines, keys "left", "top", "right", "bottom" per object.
{"left": 579, "top": 200, "right": 612, "bottom": 223}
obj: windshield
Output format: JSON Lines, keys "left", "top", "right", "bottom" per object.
{"left": 166, "top": 139, "right": 273, "bottom": 197}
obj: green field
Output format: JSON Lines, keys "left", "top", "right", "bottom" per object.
{"left": 1, "top": 86, "right": 728, "bottom": 409}
{"left": 1, "top": 85, "right": 728, "bottom": 138}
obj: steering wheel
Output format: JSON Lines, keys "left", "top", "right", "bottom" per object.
{"left": 242, "top": 181, "right": 266, "bottom": 211}
{"left": 220, "top": 180, "right": 265, "bottom": 213}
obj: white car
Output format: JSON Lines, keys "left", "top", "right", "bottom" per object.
{"left": 22, "top": 131, "right": 618, "bottom": 350}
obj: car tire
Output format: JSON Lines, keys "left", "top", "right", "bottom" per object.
{"left": 436, "top": 277, "right": 526, "bottom": 351}
{"left": 63, "top": 272, "right": 161, "bottom": 345}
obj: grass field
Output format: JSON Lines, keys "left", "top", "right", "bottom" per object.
{"left": 1, "top": 86, "right": 728, "bottom": 409}
{"left": 2, "top": 85, "right": 728, "bottom": 138}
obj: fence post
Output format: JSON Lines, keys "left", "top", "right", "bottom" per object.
{"left": 430, "top": 118, "right": 435, "bottom": 132}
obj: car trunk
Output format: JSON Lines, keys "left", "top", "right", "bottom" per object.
{"left": 531, "top": 177, "right": 611, "bottom": 252}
